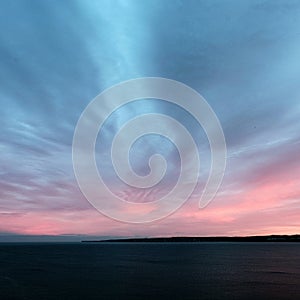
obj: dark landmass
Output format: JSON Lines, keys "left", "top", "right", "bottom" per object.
{"left": 82, "top": 234, "right": 300, "bottom": 243}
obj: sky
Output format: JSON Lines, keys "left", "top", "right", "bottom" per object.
{"left": 0, "top": 0, "right": 300, "bottom": 241}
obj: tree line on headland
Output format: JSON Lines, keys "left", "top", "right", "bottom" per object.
{"left": 82, "top": 235, "right": 300, "bottom": 243}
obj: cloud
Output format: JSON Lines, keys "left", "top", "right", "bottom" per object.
{"left": 0, "top": 0, "right": 299, "bottom": 237}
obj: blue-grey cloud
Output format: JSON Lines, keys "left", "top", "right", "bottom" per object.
{"left": 0, "top": 0, "right": 300, "bottom": 235}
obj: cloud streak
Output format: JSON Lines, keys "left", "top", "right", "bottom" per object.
{"left": 0, "top": 0, "right": 300, "bottom": 238}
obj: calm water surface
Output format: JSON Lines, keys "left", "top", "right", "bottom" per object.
{"left": 0, "top": 243, "right": 299, "bottom": 299}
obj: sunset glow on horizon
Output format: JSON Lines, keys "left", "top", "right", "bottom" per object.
{"left": 1, "top": 0, "right": 300, "bottom": 241}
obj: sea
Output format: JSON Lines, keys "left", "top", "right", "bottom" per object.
{"left": 0, "top": 242, "right": 299, "bottom": 299}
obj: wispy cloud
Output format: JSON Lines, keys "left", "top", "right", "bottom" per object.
{"left": 0, "top": 0, "right": 299, "bottom": 237}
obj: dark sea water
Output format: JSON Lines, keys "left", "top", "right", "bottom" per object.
{"left": 0, "top": 243, "right": 299, "bottom": 300}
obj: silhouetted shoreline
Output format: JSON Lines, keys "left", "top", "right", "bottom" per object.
{"left": 82, "top": 234, "right": 300, "bottom": 243}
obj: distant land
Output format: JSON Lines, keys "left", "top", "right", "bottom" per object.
{"left": 82, "top": 234, "right": 300, "bottom": 243}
